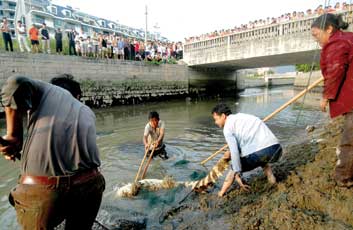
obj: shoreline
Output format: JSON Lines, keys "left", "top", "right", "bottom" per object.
{"left": 156, "top": 116, "right": 353, "bottom": 230}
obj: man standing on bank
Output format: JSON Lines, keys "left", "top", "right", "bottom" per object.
{"left": 0, "top": 17, "right": 13, "bottom": 52}
{"left": 143, "top": 111, "right": 168, "bottom": 160}
{"left": 311, "top": 14, "right": 353, "bottom": 187}
{"left": 0, "top": 75, "right": 105, "bottom": 230}
{"left": 212, "top": 104, "right": 282, "bottom": 197}
{"left": 55, "top": 28, "right": 63, "bottom": 54}
{"left": 16, "top": 21, "right": 31, "bottom": 53}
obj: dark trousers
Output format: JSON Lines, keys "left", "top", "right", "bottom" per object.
{"left": 240, "top": 144, "right": 282, "bottom": 172}
{"left": 56, "top": 41, "right": 63, "bottom": 53}
{"left": 148, "top": 144, "right": 168, "bottom": 160}
{"left": 2, "top": 32, "right": 13, "bottom": 51}
{"left": 124, "top": 47, "right": 129, "bottom": 60}
{"left": 335, "top": 111, "right": 353, "bottom": 184}
{"left": 10, "top": 172, "right": 105, "bottom": 230}
{"left": 69, "top": 41, "right": 76, "bottom": 55}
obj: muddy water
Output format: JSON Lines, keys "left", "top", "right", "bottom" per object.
{"left": 0, "top": 86, "right": 328, "bottom": 229}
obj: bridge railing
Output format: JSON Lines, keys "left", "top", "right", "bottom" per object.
{"left": 184, "top": 10, "right": 353, "bottom": 53}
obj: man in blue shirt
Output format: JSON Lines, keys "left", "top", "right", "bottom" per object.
{"left": 212, "top": 104, "right": 282, "bottom": 197}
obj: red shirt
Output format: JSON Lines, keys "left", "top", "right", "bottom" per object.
{"left": 320, "top": 30, "right": 353, "bottom": 118}
{"left": 135, "top": 43, "right": 140, "bottom": 52}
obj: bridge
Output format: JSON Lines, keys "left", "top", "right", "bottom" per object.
{"left": 183, "top": 11, "right": 353, "bottom": 69}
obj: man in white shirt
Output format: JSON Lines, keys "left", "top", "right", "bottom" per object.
{"left": 16, "top": 21, "right": 30, "bottom": 52}
{"left": 143, "top": 111, "right": 168, "bottom": 160}
{"left": 212, "top": 104, "right": 282, "bottom": 197}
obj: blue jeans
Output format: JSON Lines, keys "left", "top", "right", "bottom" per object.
{"left": 241, "top": 144, "right": 282, "bottom": 172}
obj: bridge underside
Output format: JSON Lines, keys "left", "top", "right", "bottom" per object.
{"left": 189, "top": 50, "right": 321, "bottom": 70}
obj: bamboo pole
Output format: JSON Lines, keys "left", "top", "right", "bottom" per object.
{"left": 134, "top": 144, "right": 151, "bottom": 183}
{"left": 200, "top": 77, "right": 324, "bottom": 165}
{"left": 200, "top": 144, "right": 228, "bottom": 165}
{"left": 141, "top": 144, "right": 157, "bottom": 179}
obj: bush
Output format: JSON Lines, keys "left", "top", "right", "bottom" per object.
{"left": 295, "top": 63, "right": 320, "bottom": 72}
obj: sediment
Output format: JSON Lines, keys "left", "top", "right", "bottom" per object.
{"left": 160, "top": 116, "right": 353, "bottom": 230}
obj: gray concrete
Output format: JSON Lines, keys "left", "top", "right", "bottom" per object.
{"left": 0, "top": 52, "right": 320, "bottom": 110}
{"left": 236, "top": 71, "right": 297, "bottom": 90}
{"left": 0, "top": 52, "right": 238, "bottom": 107}
{"left": 294, "top": 71, "right": 323, "bottom": 93}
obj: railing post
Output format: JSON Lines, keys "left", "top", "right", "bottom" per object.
{"left": 227, "top": 35, "right": 230, "bottom": 59}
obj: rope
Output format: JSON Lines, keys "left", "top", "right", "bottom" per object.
{"left": 294, "top": 0, "right": 331, "bottom": 126}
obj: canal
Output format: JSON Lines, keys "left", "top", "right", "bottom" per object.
{"left": 0, "top": 86, "right": 328, "bottom": 229}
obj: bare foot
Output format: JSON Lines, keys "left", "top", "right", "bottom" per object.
{"left": 263, "top": 164, "right": 277, "bottom": 184}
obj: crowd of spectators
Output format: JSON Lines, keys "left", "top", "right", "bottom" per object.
{"left": 1, "top": 18, "right": 183, "bottom": 63}
{"left": 185, "top": 1, "right": 353, "bottom": 44}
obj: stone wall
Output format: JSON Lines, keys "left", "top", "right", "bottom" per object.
{"left": 294, "top": 71, "right": 323, "bottom": 89}
{"left": 236, "top": 76, "right": 266, "bottom": 90}
{"left": 0, "top": 52, "right": 190, "bottom": 107}
{"left": 236, "top": 74, "right": 295, "bottom": 90}
{"left": 267, "top": 77, "right": 295, "bottom": 87}
{"left": 188, "top": 67, "right": 237, "bottom": 97}
{"left": 0, "top": 52, "right": 238, "bottom": 107}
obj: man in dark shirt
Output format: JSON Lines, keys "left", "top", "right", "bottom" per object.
{"left": 40, "top": 23, "right": 50, "bottom": 53}
{"left": 68, "top": 29, "right": 77, "bottom": 55}
{"left": 55, "top": 28, "right": 63, "bottom": 54}
{"left": 0, "top": 75, "right": 105, "bottom": 230}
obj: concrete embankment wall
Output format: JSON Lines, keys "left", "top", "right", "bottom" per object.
{"left": 0, "top": 53, "right": 238, "bottom": 107}
{"left": 188, "top": 67, "right": 237, "bottom": 97}
{"left": 236, "top": 73, "right": 296, "bottom": 90}
{"left": 294, "top": 71, "right": 323, "bottom": 92}
{"left": 236, "top": 71, "right": 324, "bottom": 91}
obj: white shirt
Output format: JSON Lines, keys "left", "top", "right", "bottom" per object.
{"left": 144, "top": 120, "right": 165, "bottom": 148}
{"left": 144, "top": 120, "right": 165, "bottom": 139}
{"left": 223, "top": 113, "right": 279, "bottom": 172}
{"left": 17, "top": 25, "right": 26, "bottom": 35}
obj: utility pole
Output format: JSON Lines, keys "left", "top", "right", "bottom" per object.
{"left": 145, "top": 5, "right": 148, "bottom": 45}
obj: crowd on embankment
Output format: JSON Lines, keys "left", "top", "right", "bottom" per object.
{"left": 1, "top": 18, "right": 183, "bottom": 64}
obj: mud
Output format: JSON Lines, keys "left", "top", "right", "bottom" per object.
{"left": 227, "top": 116, "right": 353, "bottom": 230}
{"left": 159, "top": 116, "right": 353, "bottom": 230}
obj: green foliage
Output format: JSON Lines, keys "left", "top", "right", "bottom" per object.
{"left": 266, "top": 69, "right": 275, "bottom": 75}
{"left": 248, "top": 72, "right": 264, "bottom": 78}
{"left": 167, "top": 57, "right": 178, "bottom": 64}
{"left": 145, "top": 59, "right": 162, "bottom": 65}
{"left": 0, "top": 35, "right": 20, "bottom": 51}
{"left": 80, "top": 79, "right": 97, "bottom": 89}
{"left": 295, "top": 63, "right": 321, "bottom": 72}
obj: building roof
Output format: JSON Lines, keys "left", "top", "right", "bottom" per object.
{"left": 47, "top": 3, "right": 163, "bottom": 40}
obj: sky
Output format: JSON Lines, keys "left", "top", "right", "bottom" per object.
{"left": 51, "top": 0, "right": 346, "bottom": 41}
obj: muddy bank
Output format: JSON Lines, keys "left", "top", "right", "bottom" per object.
{"left": 157, "top": 116, "right": 353, "bottom": 230}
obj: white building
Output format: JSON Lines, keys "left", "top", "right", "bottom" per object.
{"left": 7, "top": 0, "right": 168, "bottom": 41}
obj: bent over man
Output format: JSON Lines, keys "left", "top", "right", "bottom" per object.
{"left": 0, "top": 76, "right": 105, "bottom": 230}
{"left": 212, "top": 104, "right": 282, "bottom": 197}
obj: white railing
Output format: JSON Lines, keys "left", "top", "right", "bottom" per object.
{"left": 184, "top": 11, "right": 353, "bottom": 53}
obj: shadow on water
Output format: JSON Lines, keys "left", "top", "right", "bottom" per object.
{"left": 0, "top": 86, "right": 328, "bottom": 229}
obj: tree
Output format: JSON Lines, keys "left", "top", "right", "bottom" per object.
{"left": 295, "top": 63, "right": 320, "bottom": 72}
